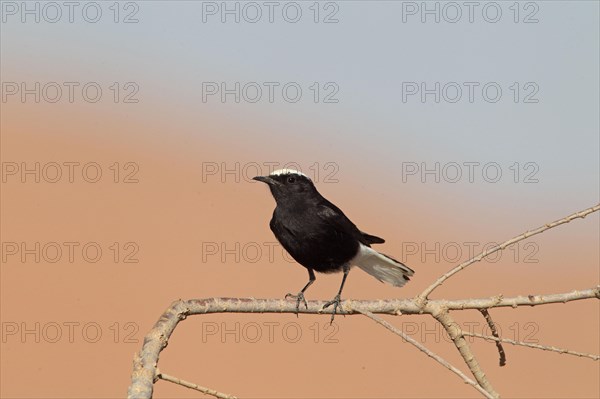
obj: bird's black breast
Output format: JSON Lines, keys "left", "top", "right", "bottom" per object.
{"left": 269, "top": 200, "right": 362, "bottom": 273}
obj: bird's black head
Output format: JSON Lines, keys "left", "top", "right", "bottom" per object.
{"left": 253, "top": 169, "right": 319, "bottom": 204}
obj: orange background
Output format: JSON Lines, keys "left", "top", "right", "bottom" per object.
{"left": 1, "top": 101, "right": 598, "bottom": 398}
{"left": 1, "top": 1, "right": 599, "bottom": 397}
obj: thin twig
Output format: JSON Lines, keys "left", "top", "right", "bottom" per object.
{"left": 418, "top": 204, "right": 599, "bottom": 301}
{"left": 356, "top": 309, "right": 495, "bottom": 399}
{"left": 463, "top": 332, "right": 600, "bottom": 361}
{"left": 157, "top": 371, "right": 238, "bottom": 399}
{"left": 479, "top": 309, "right": 506, "bottom": 366}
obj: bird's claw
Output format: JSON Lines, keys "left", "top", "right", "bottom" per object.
{"left": 285, "top": 292, "right": 308, "bottom": 315}
{"left": 322, "top": 294, "right": 342, "bottom": 324}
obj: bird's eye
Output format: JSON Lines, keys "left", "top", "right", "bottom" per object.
{"left": 287, "top": 176, "right": 296, "bottom": 183}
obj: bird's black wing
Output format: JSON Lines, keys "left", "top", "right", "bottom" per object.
{"left": 360, "top": 231, "right": 385, "bottom": 245}
{"left": 316, "top": 199, "right": 384, "bottom": 246}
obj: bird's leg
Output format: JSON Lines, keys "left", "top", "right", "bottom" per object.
{"left": 322, "top": 264, "right": 350, "bottom": 324}
{"left": 285, "top": 268, "right": 316, "bottom": 314}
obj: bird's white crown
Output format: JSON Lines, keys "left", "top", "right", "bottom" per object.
{"left": 270, "top": 169, "right": 310, "bottom": 179}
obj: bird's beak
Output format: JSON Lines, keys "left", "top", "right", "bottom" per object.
{"left": 253, "top": 175, "right": 278, "bottom": 185}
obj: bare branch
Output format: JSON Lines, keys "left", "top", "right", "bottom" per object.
{"left": 127, "top": 287, "right": 599, "bottom": 398}
{"left": 128, "top": 300, "right": 189, "bottom": 399}
{"left": 463, "top": 332, "right": 600, "bottom": 361}
{"left": 432, "top": 309, "right": 500, "bottom": 398}
{"left": 157, "top": 371, "right": 238, "bottom": 399}
{"left": 478, "top": 309, "right": 506, "bottom": 367}
{"left": 128, "top": 205, "right": 599, "bottom": 398}
{"left": 440, "top": 287, "right": 600, "bottom": 311}
{"left": 417, "top": 204, "right": 599, "bottom": 300}
{"left": 356, "top": 309, "right": 495, "bottom": 399}
{"left": 159, "top": 287, "right": 600, "bottom": 317}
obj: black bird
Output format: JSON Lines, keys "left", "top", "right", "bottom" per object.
{"left": 253, "top": 169, "right": 414, "bottom": 322}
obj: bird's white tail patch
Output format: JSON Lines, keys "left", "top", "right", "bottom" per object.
{"left": 353, "top": 244, "right": 414, "bottom": 287}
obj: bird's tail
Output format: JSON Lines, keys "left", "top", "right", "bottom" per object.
{"left": 354, "top": 244, "right": 414, "bottom": 287}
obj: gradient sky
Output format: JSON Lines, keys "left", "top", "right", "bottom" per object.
{"left": 3, "top": 2, "right": 598, "bottom": 204}
{"left": 1, "top": 1, "right": 599, "bottom": 398}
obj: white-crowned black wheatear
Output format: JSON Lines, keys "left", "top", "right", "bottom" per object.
{"left": 254, "top": 169, "right": 414, "bottom": 322}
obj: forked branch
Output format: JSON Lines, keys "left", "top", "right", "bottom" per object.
{"left": 128, "top": 204, "right": 599, "bottom": 399}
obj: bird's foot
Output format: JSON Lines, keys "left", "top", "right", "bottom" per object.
{"left": 322, "top": 294, "right": 342, "bottom": 324}
{"left": 285, "top": 291, "right": 308, "bottom": 315}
